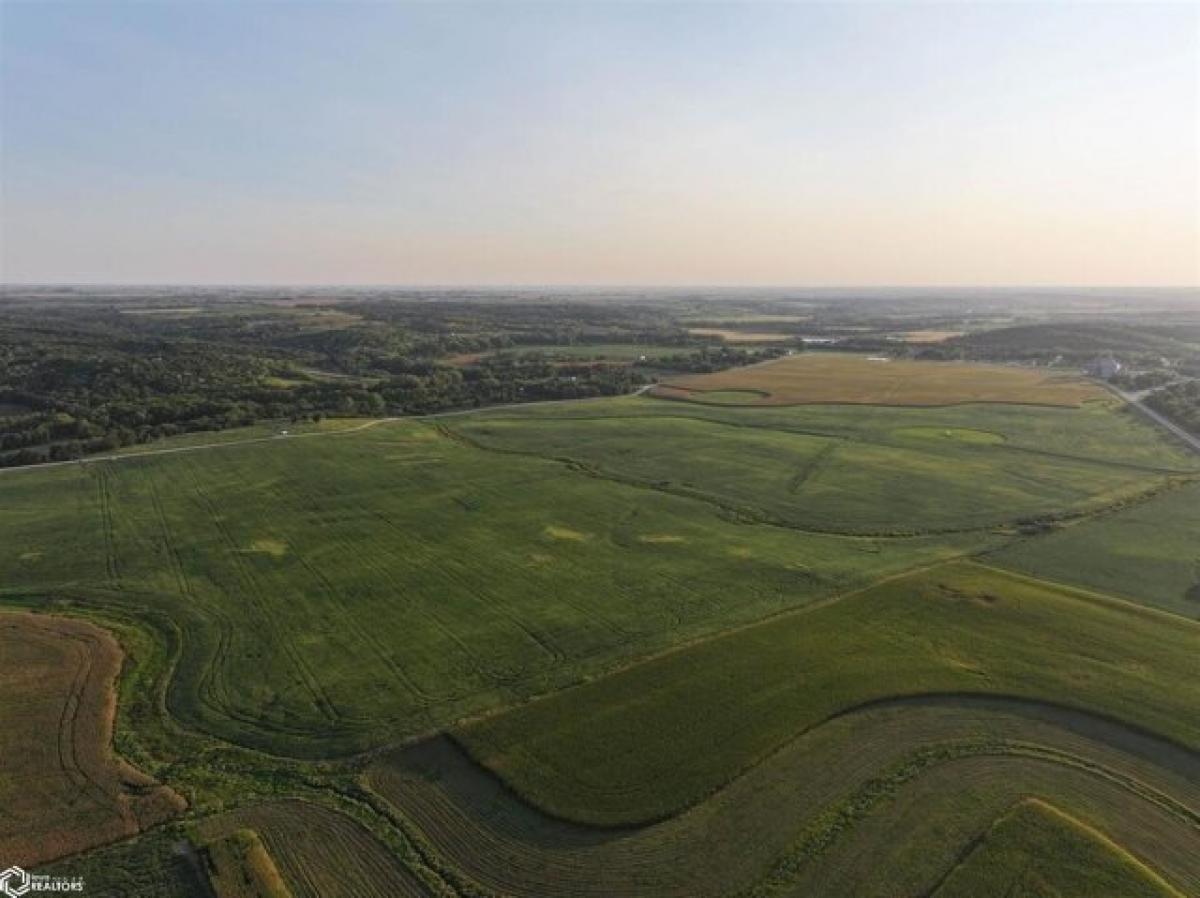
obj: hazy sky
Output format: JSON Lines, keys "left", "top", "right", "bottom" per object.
{"left": 2, "top": 2, "right": 1196, "bottom": 286}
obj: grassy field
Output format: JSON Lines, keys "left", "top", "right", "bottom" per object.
{"left": 0, "top": 612, "right": 184, "bottom": 866}
{"left": 653, "top": 353, "right": 1106, "bottom": 406}
{"left": 455, "top": 563, "right": 1200, "bottom": 825}
{"left": 993, "top": 482, "right": 1200, "bottom": 619}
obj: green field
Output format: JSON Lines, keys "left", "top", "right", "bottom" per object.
{"left": 456, "top": 563, "right": 1200, "bottom": 824}
{"left": 3, "top": 380, "right": 1198, "bottom": 896}
{"left": 993, "top": 482, "right": 1200, "bottom": 618}
{"left": 930, "top": 800, "right": 1182, "bottom": 898}
{"left": 369, "top": 695, "right": 1199, "bottom": 897}
{"left": 0, "top": 415, "right": 991, "bottom": 756}
{"left": 446, "top": 394, "right": 1196, "bottom": 535}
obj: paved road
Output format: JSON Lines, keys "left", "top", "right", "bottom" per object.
{"left": 0, "top": 384, "right": 655, "bottom": 476}
{"left": 1111, "top": 385, "right": 1200, "bottom": 454}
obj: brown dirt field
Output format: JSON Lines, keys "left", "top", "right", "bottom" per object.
{"left": 687, "top": 328, "right": 794, "bottom": 343}
{"left": 443, "top": 352, "right": 485, "bottom": 367}
{"left": 0, "top": 612, "right": 185, "bottom": 866}
{"left": 900, "top": 329, "right": 965, "bottom": 343}
{"left": 653, "top": 353, "right": 1106, "bottom": 407}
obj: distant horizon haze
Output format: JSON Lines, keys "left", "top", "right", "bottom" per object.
{"left": 2, "top": 2, "right": 1196, "bottom": 286}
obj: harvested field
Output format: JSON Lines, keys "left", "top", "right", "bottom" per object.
{"left": 652, "top": 353, "right": 1105, "bottom": 406}
{"left": 687, "top": 328, "right": 795, "bottom": 343}
{"left": 193, "top": 800, "right": 429, "bottom": 898}
{"left": 455, "top": 563, "right": 1200, "bottom": 825}
{"left": 898, "top": 329, "right": 964, "bottom": 343}
{"left": 369, "top": 696, "right": 1198, "bottom": 898}
{"left": 0, "top": 612, "right": 184, "bottom": 866}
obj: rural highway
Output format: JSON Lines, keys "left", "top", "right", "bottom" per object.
{"left": 0, "top": 384, "right": 656, "bottom": 475}
{"left": 1109, "top": 385, "right": 1200, "bottom": 455}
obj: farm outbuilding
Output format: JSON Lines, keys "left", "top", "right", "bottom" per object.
{"left": 1085, "top": 357, "right": 1122, "bottom": 380}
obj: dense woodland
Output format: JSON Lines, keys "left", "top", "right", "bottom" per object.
{"left": 0, "top": 293, "right": 793, "bottom": 466}
{"left": 2, "top": 288, "right": 1199, "bottom": 466}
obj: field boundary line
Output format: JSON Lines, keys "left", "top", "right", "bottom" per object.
{"left": 970, "top": 560, "right": 1200, "bottom": 629}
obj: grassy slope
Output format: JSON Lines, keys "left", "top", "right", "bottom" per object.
{"left": 456, "top": 563, "right": 1200, "bottom": 825}
{"left": 931, "top": 799, "right": 1182, "bottom": 898}
{"left": 993, "top": 482, "right": 1200, "bottom": 619}
{"left": 0, "top": 419, "right": 987, "bottom": 757}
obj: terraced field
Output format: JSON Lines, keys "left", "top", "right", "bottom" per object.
{"left": 455, "top": 563, "right": 1200, "bottom": 824}
{"left": 1, "top": 371, "right": 1197, "bottom": 895}
{"left": 369, "top": 696, "right": 1199, "bottom": 897}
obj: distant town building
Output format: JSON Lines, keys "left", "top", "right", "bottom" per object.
{"left": 1085, "top": 357, "right": 1122, "bottom": 380}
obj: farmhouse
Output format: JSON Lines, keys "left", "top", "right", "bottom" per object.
{"left": 1085, "top": 357, "right": 1122, "bottom": 380}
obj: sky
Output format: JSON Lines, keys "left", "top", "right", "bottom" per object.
{"left": 1, "top": 1, "right": 1196, "bottom": 287}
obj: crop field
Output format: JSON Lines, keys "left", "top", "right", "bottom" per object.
{"left": 455, "top": 563, "right": 1200, "bottom": 824}
{"left": 446, "top": 406, "right": 1191, "bottom": 534}
{"left": 0, "top": 418, "right": 992, "bottom": 757}
{"left": 993, "top": 481, "right": 1200, "bottom": 618}
{"left": 369, "top": 695, "right": 1199, "bottom": 897}
{"left": 1, "top": 357, "right": 1197, "bottom": 896}
{"left": 0, "top": 612, "right": 184, "bottom": 866}
{"left": 652, "top": 353, "right": 1106, "bottom": 406}
{"left": 928, "top": 799, "right": 1181, "bottom": 898}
